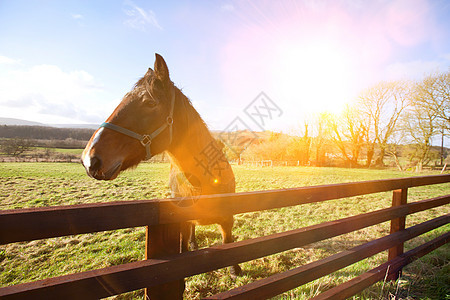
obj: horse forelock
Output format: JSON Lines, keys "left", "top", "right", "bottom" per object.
{"left": 134, "top": 76, "right": 147, "bottom": 90}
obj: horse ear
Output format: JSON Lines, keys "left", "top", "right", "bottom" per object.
{"left": 154, "top": 53, "right": 170, "bottom": 83}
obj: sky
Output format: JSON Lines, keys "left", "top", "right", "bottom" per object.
{"left": 1, "top": 0, "right": 450, "bottom": 134}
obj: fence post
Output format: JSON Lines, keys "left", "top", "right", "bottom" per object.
{"left": 145, "top": 223, "right": 184, "bottom": 299}
{"left": 387, "top": 188, "right": 408, "bottom": 281}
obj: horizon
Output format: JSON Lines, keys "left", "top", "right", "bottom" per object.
{"left": 1, "top": 1, "right": 450, "bottom": 135}
{"left": 1, "top": 116, "right": 449, "bottom": 149}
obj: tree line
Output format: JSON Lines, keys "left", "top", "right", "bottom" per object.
{"left": 0, "top": 125, "right": 94, "bottom": 141}
{"left": 238, "top": 70, "right": 450, "bottom": 171}
{"left": 0, "top": 126, "right": 94, "bottom": 158}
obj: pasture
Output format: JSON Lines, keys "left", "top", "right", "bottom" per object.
{"left": 0, "top": 162, "right": 449, "bottom": 299}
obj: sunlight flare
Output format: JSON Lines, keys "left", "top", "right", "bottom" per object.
{"left": 272, "top": 40, "right": 357, "bottom": 115}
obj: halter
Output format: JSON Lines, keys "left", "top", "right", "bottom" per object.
{"left": 100, "top": 88, "right": 175, "bottom": 160}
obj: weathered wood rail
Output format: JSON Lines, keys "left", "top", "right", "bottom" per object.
{"left": 0, "top": 174, "right": 449, "bottom": 299}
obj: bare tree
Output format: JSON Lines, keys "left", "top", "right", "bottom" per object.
{"left": 416, "top": 71, "right": 449, "bottom": 167}
{"left": 404, "top": 78, "right": 441, "bottom": 171}
{"left": 329, "top": 105, "right": 366, "bottom": 168}
{"left": 311, "top": 112, "right": 333, "bottom": 166}
{"left": 0, "top": 138, "right": 32, "bottom": 158}
{"left": 358, "top": 80, "right": 411, "bottom": 166}
{"left": 385, "top": 131, "right": 407, "bottom": 171}
{"left": 288, "top": 122, "right": 312, "bottom": 165}
{"left": 361, "top": 109, "right": 375, "bottom": 167}
{"left": 416, "top": 71, "right": 450, "bottom": 131}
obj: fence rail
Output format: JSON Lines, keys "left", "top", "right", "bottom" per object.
{"left": 0, "top": 174, "right": 449, "bottom": 299}
{"left": 2, "top": 174, "right": 448, "bottom": 244}
{"left": 310, "top": 232, "right": 450, "bottom": 300}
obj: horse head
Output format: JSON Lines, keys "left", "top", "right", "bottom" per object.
{"left": 82, "top": 54, "right": 175, "bottom": 180}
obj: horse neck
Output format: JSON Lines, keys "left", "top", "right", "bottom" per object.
{"left": 167, "top": 91, "right": 235, "bottom": 194}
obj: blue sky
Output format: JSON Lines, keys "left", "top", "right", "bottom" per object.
{"left": 1, "top": 0, "right": 450, "bottom": 133}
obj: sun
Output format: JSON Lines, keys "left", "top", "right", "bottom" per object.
{"left": 272, "top": 40, "right": 357, "bottom": 115}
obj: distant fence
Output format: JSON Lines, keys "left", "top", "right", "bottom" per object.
{"left": 0, "top": 174, "right": 449, "bottom": 299}
{"left": 0, "top": 157, "right": 80, "bottom": 163}
{"left": 240, "top": 160, "right": 308, "bottom": 167}
{"left": 0, "top": 152, "right": 169, "bottom": 163}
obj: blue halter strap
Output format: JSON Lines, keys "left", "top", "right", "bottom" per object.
{"left": 100, "top": 90, "right": 175, "bottom": 160}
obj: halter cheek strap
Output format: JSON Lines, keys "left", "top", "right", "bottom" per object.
{"left": 100, "top": 89, "right": 175, "bottom": 160}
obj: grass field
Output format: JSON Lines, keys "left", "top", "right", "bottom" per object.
{"left": 0, "top": 162, "right": 449, "bottom": 299}
{"left": 29, "top": 147, "right": 85, "bottom": 155}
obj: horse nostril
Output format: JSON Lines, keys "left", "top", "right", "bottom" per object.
{"left": 89, "top": 155, "right": 102, "bottom": 173}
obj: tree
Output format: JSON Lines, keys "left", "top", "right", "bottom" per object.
{"left": 0, "top": 138, "right": 32, "bottom": 158}
{"left": 415, "top": 71, "right": 450, "bottom": 167}
{"left": 287, "top": 122, "right": 311, "bottom": 165}
{"left": 311, "top": 112, "right": 333, "bottom": 166}
{"left": 403, "top": 79, "right": 440, "bottom": 171}
{"left": 329, "top": 105, "right": 366, "bottom": 168}
{"left": 241, "top": 132, "right": 290, "bottom": 161}
{"left": 358, "top": 80, "right": 411, "bottom": 166}
{"left": 385, "top": 131, "right": 407, "bottom": 171}
{"left": 416, "top": 71, "right": 450, "bottom": 131}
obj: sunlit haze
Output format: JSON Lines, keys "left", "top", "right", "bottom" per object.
{"left": 1, "top": 0, "right": 449, "bottom": 132}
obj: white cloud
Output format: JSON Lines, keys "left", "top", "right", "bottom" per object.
{"left": 123, "top": 1, "right": 162, "bottom": 31}
{"left": 0, "top": 55, "right": 20, "bottom": 65}
{"left": 71, "top": 14, "right": 83, "bottom": 20}
{"left": 0, "top": 64, "right": 108, "bottom": 124}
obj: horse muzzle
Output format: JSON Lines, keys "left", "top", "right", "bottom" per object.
{"left": 82, "top": 154, "right": 122, "bottom": 180}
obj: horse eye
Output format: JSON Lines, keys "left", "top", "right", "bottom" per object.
{"left": 144, "top": 98, "right": 157, "bottom": 107}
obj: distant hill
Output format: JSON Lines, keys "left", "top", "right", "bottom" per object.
{"left": 0, "top": 117, "right": 45, "bottom": 126}
{"left": 50, "top": 124, "right": 99, "bottom": 130}
{"left": 0, "top": 117, "right": 99, "bottom": 129}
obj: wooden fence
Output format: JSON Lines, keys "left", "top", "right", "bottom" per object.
{"left": 0, "top": 174, "right": 449, "bottom": 299}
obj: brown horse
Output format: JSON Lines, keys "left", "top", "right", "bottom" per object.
{"left": 81, "top": 53, "right": 240, "bottom": 275}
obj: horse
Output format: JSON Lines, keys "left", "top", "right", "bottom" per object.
{"left": 81, "top": 53, "right": 241, "bottom": 276}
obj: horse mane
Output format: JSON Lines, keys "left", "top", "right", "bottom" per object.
{"left": 134, "top": 75, "right": 208, "bottom": 132}
{"left": 134, "top": 77, "right": 146, "bottom": 88}
{"left": 177, "top": 88, "right": 208, "bottom": 130}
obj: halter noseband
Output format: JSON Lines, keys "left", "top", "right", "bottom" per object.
{"left": 100, "top": 89, "right": 175, "bottom": 160}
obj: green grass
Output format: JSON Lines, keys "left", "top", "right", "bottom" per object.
{"left": 28, "top": 147, "right": 84, "bottom": 155}
{"left": 45, "top": 148, "right": 84, "bottom": 155}
{"left": 0, "top": 162, "right": 449, "bottom": 299}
